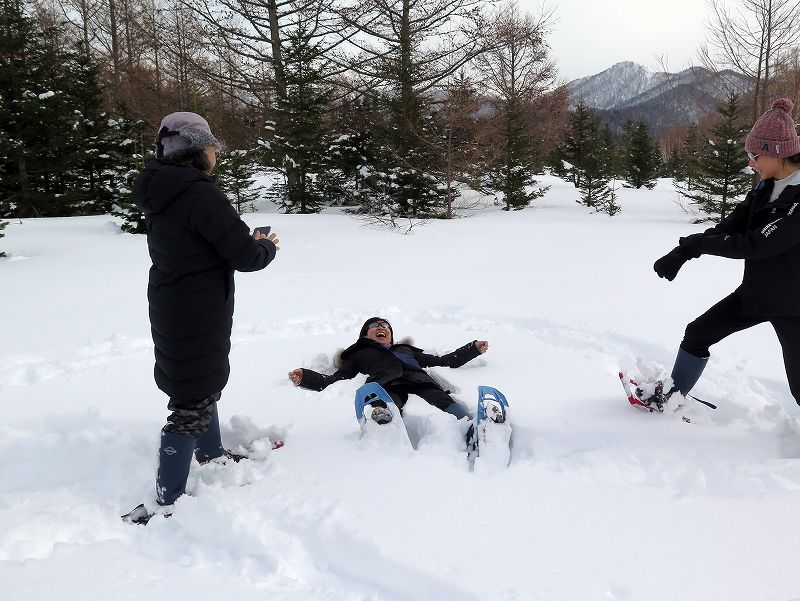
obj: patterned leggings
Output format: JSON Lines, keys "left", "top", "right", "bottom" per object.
{"left": 163, "top": 391, "right": 221, "bottom": 437}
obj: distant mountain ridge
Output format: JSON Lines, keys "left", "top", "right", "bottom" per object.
{"left": 568, "top": 61, "right": 752, "bottom": 136}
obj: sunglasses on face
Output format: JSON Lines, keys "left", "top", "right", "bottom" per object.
{"left": 367, "top": 321, "right": 391, "bottom": 330}
{"left": 747, "top": 152, "right": 759, "bottom": 161}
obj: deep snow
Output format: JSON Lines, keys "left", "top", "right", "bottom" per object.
{"left": 2, "top": 175, "right": 800, "bottom": 601}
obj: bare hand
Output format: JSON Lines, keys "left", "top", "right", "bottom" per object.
{"left": 255, "top": 229, "right": 280, "bottom": 251}
{"left": 288, "top": 368, "right": 303, "bottom": 386}
{"left": 475, "top": 340, "right": 489, "bottom": 354}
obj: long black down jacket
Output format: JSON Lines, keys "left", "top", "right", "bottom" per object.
{"left": 699, "top": 178, "right": 800, "bottom": 316}
{"left": 133, "top": 159, "right": 276, "bottom": 400}
{"left": 298, "top": 338, "right": 481, "bottom": 391}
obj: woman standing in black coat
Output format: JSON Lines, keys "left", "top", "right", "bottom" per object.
{"left": 650, "top": 99, "right": 800, "bottom": 410}
{"left": 124, "top": 112, "right": 279, "bottom": 524}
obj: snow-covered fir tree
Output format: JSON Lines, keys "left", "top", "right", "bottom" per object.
{"left": 261, "top": 20, "right": 332, "bottom": 214}
{"left": 65, "top": 48, "right": 144, "bottom": 215}
{"left": 342, "top": 0, "right": 486, "bottom": 220}
{"left": 0, "top": 0, "right": 76, "bottom": 217}
{"left": 318, "top": 96, "right": 383, "bottom": 208}
{"left": 678, "top": 93, "right": 751, "bottom": 221}
{"left": 677, "top": 123, "right": 704, "bottom": 191}
{"left": 620, "top": 120, "right": 661, "bottom": 189}
{"left": 366, "top": 97, "right": 449, "bottom": 219}
{"left": 576, "top": 117, "right": 620, "bottom": 215}
{"left": 0, "top": 2, "right": 140, "bottom": 219}
{"left": 0, "top": 219, "right": 7, "bottom": 257}
{"left": 488, "top": 103, "right": 545, "bottom": 210}
{"left": 663, "top": 145, "right": 684, "bottom": 179}
{"left": 217, "top": 149, "right": 263, "bottom": 214}
{"left": 109, "top": 113, "right": 149, "bottom": 233}
{"left": 553, "top": 101, "right": 596, "bottom": 188}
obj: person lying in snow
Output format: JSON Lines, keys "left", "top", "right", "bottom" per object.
{"left": 288, "top": 317, "right": 488, "bottom": 424}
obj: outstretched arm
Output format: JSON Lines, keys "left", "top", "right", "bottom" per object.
{"left": 698, "top": 199, "right": 800, "bottom": 259}
{"left": 416, "top": 340, "right": 488, "bottom": 368}
{"left": 702, "top": 189, "right": 755, "bottom": 237}
{"left": 289, "top": 360, "right": 359, "bottom": 391}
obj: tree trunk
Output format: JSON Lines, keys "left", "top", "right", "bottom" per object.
{"left": 762, "top": 0, "right": 773, "bottom": 112}
{"left": 266, "top": 0, "right": 299, "bottom": 195}
{"left": 399, "top": 0, "right": 414, "bottom": 153}
{"left": 123, "top": 0, "right": 133, "bottom": 72}
{"left": 108, "top": 0, "right": 120, "bottom": 100}
{"left": 80, "top": 0, "right": 90, "bottom": 52}
{"left": 16, "top": 155, "right": 34, "bottom": 217}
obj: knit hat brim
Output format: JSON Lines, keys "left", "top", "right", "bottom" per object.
{"left": 745, "top": 98, "right": 800, "bottom": 158}
{"left": 744, "top": 135, "right": 800, "bottom": 159}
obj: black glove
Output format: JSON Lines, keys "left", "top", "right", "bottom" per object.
{"left": 654, "top": 247, "right": 690, "bottom": 281}
{"left": 678, "top": 233, "right": 703, "bottom": 258}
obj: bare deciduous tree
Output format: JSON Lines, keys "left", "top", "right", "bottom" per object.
{"left": 475, "top": 1, "right": 557, "bottom": 210}
{"left": 340, "top": 0, "right": 487, "bottom": 154}
{"left": 700, "top": 0, "right": 800, "bottom": 120}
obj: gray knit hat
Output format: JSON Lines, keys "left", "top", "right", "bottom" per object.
{"left": 745, "top": 98, "right": 800, "bottom": 159}
{"left": 156, "top": 112, "right": 221, "bottom": 159}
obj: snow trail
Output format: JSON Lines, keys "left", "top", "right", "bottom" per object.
{"left": 3, "top": 177, "right": 800, "bottom": 600}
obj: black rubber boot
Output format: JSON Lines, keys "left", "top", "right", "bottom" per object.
{"left": 156, "top": 430, "right": 196, "bottom": 506}
{"left": 670, "top": 348, "right": 709, "bottom": 396}
{"left": 444, "top": 402, "right": 469, "bottom": 420}
{"left": 465, "top": 423, "right": 477, "bottom": 454}
{"left": 194, "top": 403, "right": 224, "bottom": 463}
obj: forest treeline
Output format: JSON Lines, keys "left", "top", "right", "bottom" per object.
{"left": 1, "top": 0, "right": 800, "bottom": 240}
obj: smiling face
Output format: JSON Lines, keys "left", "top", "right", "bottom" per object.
{"left": 364, "top": 321, "right": 392, "bottom": 345}
{"left": 749, "top": 153, "right": 780, "bottom": 180}
{"left": 748, "top": 152, "right": 800, "bottom": 181}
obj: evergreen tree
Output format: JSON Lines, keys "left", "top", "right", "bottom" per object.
{"left": 576, "top": 116, "right": 620, "bottom": 215}
{"left": 0, "top": 2, "right": 132, "bottom": 218}
{"left": 476, "top": 5, "right": 555, "bottom": 212}
{"left": 216, "top": 149, "right": 262, "bottom": 214}
{"left": 600, "top": 123, "right": 621, "bottom": 179}
{"left": 372, "top": 91, "right": 449, "bottom": 218}
{"left": 339, "top": 0, "right": 486, "bottom": 220}
{"left": 621, "top": 120, "right": 661, "bottom": 189}
{"left": 109, "top": 112, "right": 149, "bottom": 233}
{"left": 678, "top": 92, "right": 751, "bottom": 221}
{"left": 678, "top": 123, "right": 704, "bottom": 190}
{"left": 64, "top": 47, "right": 145, "bottom": 215}
{"left": 488, "top": 100, "right": 546, "bottom": 211}
{"left": 321, "top": 95, "right": 384, "bottom": 208}
{"left": 553, "top": 101, "right": 596, "bottom": 188}
{"left": 663, "top": 145, "right": 685, "bottom": 179}
{"left": 0, "top": 219, "right": 7, "bottom": 257}
{"left": 0, "top": 0, "right": 77, "bottom": 216}
{"left": 261, "top": 19, "right": 332, "bottom": 214}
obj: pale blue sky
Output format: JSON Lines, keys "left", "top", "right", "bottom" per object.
{"left": 519, "top": 0, "right": 712, "bottom": 80}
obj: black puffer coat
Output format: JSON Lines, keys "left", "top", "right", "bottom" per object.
{"left": 299, "top": 338, "right": 481, "bottom": 391}
{"left": 133, "top": 159, "right": 276, "bottom": 400}
{"left": 700, "top": 179, "right": 800, "bottom": 315}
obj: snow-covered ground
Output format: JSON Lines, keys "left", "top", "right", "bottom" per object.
{"left": 3, "top": 176, "right": 800, "bottom": 601}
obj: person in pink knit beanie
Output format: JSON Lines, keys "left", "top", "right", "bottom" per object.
{"left": 632, "top": 99, "right": 800, "bottom": 429}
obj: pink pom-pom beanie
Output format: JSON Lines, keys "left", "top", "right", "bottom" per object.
{"left": 745, "top": 98, "right": 800, "bottom": 158}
